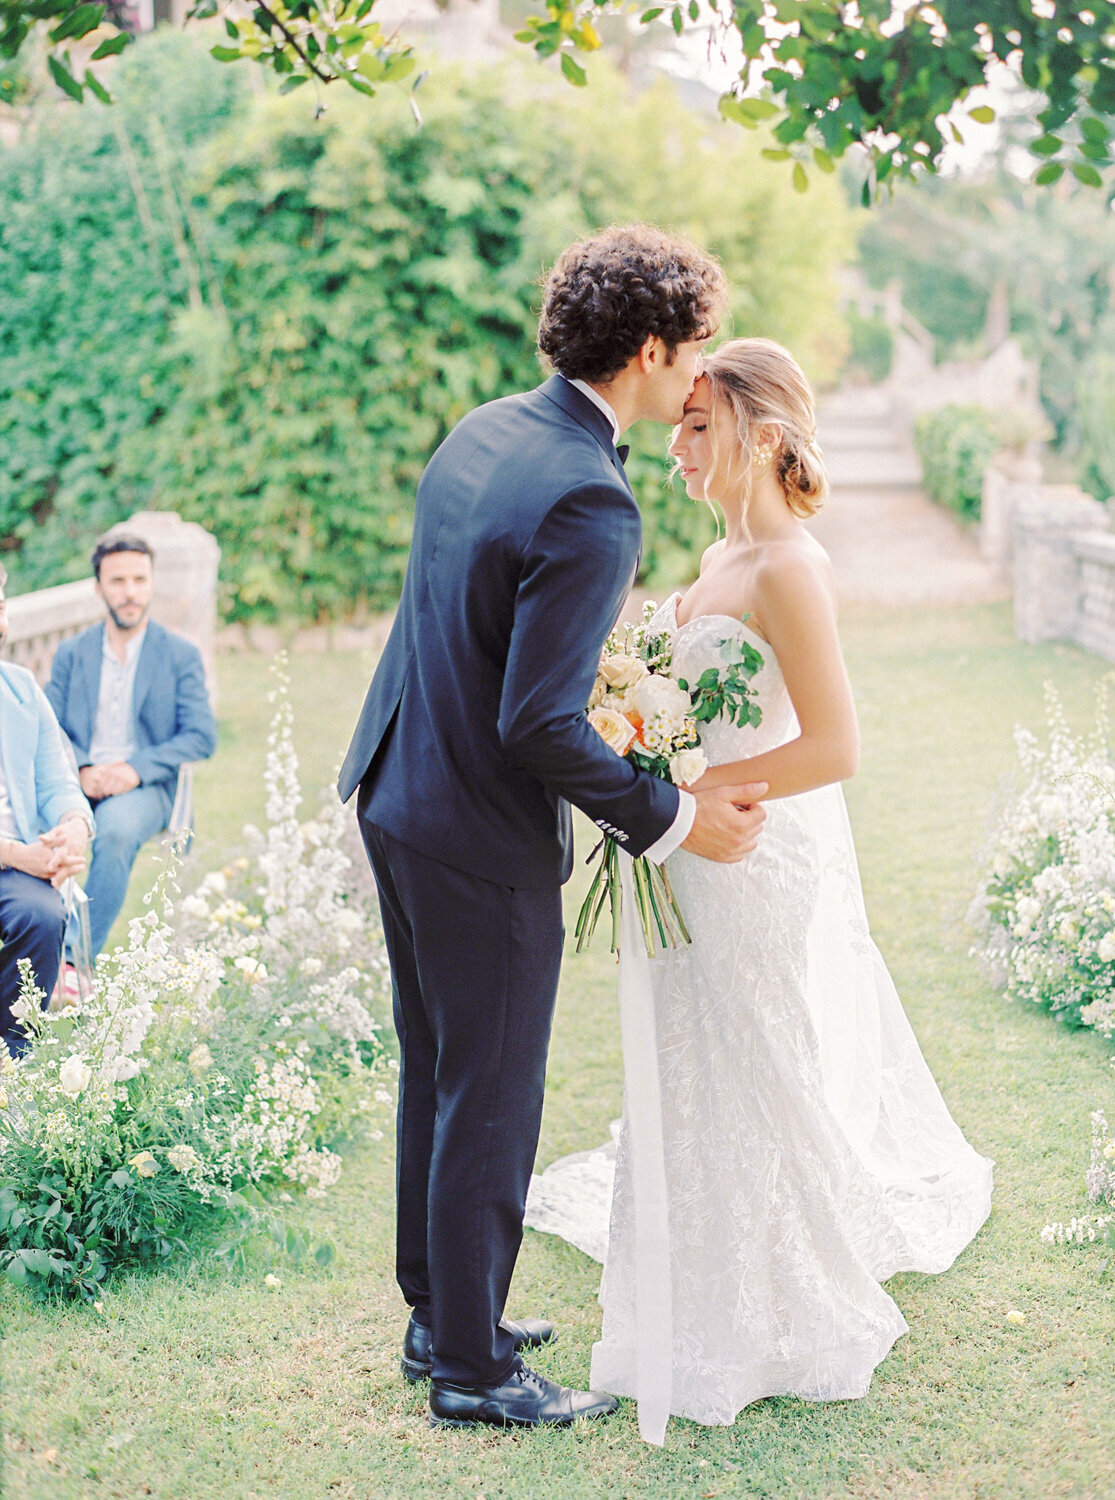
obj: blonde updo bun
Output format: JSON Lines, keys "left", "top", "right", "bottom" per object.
{"left": 701, "top": 337, "right": 828, "bottom": 518}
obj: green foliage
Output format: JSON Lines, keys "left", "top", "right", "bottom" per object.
{"left": 1077, "top": 338, "right": 1115, "bottom": 504}
{"left": 845, "top": 306, "right": 894, "bottom": 385}
{"left": 859, "top": 173, "right": 1115, "bottom": 450}
{"left": 0, "top": 37, "right": 853, "bottom": 617}
{"left": 0, "top": 30, "right": 245, "bottom": 589}
{"left": 10, "top": 0, "right": 1113, "bottom": 202}
{"left": 532, "top": 0, "right": 1115, "bottom": 194}
{"left": 914, "top": 404, "right": 1002, "bottom": 521}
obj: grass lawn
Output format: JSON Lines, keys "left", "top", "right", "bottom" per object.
{"left": 4, "top": 601, "right": 1115, "bottom": 1500}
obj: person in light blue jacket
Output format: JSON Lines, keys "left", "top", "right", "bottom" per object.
{"left": 0, "top": 570, "right": 94, "bottom": 1055}
{"left": 45, "top": 534, "right": 217, "bottom": 958}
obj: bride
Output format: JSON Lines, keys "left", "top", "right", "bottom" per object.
{"left": 526, "top": 338, "right": 993, "bottom": 1441}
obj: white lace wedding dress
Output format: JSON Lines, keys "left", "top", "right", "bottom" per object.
{"left": 526, "top": 593, "right": 993, "bottom": 1435}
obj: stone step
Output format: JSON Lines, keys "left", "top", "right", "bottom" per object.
{"left": 824, "top": 444, "right": 924, "bottom": 489}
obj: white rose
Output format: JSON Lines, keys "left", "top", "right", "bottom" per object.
{"left": 1015, "top": 896, "right": 1041, "bottom": 926}
{"left": 587, "top": 707, "right": 637, "bottom": 757}
{"left": 632, "top": 673, "right": 692, "bottom": 724}
{"left": 110, "top": 1056, "right": 143, "bottom": 1083}
{"left": 58, "top": 1055, "right": 92, "bottom": 1097}
{"left": 1097, "top": 931, "right": 1115, "bottom": 964}
{"left": 233, "top": 956, "right": 268, "bottom": 983}
{"left": 599, "top": 654, "right": 648, "bottom": 691}
{"left": 333, "top": 909, "right": 362, "bottom": 932}
{"left": 200, "top": 871, "right": 227, "bottom": 896}
{"left": 9, "top": 996, "right": 31, "bottom": 1021}
{"left": 587, "top": 676, "right": 608, "bottom": 709}
{"left": 669, "top": 748, "right": 708, "bottom": 787}
{"left": 180, "top": 896, "right": 210, "bottom": 920}
{"left": 167, "top": 1144, "right": 201, "bottom": 1173}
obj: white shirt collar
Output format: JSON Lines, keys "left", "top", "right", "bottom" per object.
{"left": 564, "top": 377, "right": 621, "bottom": 445}
{"left": 102, "top": 622, "right": 147, "bottom": 666}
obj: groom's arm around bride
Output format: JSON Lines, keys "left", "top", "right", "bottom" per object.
{"left": 338, "top": 224, "right": 765, "bottom": 1431}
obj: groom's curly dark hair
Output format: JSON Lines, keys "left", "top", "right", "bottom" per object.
{"left": 537, "top": 224, "right": 727, "bottom": 383}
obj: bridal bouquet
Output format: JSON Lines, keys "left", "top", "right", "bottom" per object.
{"left": 577, "top": 601, "right": 764, "bottom": 957}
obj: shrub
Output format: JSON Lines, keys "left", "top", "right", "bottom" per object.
{"left": 914, "top": 404, "right": 1003, "bottom": 521}
{"left": 969, "top": 684, "right": 1115, "bottom": 1046}
{"left": 1077, "top": 338, "right": 1115, "bottom": 505}
{"left": 0, "top": 38, "right": 854, "bottom": 617}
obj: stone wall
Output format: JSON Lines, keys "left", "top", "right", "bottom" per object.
{"left": 982, "top": 458, "right": 1115, "bottom": 661}
{"left": 6, "top": 512, "right": 220, "bottom": 693}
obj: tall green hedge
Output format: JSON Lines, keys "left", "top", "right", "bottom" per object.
{"left": 0, "top": 37, "right": 855, "bottom": 620}
{"left": 914, "top": 405, "right": 1002, "bottom": 521}
{"left": 0, "top": 33, "right": 245, "bottom": 589}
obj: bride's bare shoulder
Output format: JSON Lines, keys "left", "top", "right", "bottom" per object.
{"left": 698, "top": 538, "right": 727, "bottom": 576}
{"left": 753, "top": 532, "right": 836, "bottom": 611}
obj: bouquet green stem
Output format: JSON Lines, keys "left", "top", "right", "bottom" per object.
{"left": 576, "top": 838, "right": 691, "bottom": 958}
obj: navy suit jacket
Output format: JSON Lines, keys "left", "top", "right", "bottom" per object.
{"left": 338, "top": 375, "right": 680, "bottom": 890}
{"left": 45, "top": 619, "right": 217, "bottom": 795}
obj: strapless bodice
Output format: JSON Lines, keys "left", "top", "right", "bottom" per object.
{"left": 651, "top": 592, "right": 797, "bottom": 764}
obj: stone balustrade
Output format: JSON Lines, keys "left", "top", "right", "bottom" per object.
{"left": 981, "top": 458, "right": 1115, "bottom": 661}
{"left": 5, "top": 512, "right": 220, "bottom": 693}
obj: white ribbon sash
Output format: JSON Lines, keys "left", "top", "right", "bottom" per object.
{"left": 616, "top": 851, "right": 673, "bottom": 1445}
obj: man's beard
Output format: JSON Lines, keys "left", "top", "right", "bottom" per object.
{"left": 107, "top": 602, "right": 148, "bottom": 632}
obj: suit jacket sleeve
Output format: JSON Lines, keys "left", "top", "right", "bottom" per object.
{"left": 44, "top": 639, "right": 87, "bottom": 762}
{"left": 33, "top": 684, "right": 94, "bottom": 833}
{"left": 129, "top": 642, "right": 218, "bottom": 786}
{"left": 497, "top": 481, "right": 680, "bottom": 855}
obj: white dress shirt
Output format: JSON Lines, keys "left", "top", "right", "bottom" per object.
{"left": 88, "top": 625, "right": 146, "bottom": 766}
{"left": 561, "top": 376, "right": 696, "bottom": 863}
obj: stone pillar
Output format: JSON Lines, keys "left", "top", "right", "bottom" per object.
{"left": 110, "top": 512, "right": 221, "bottom": 700}
{"left": 1013, "top": 487, "right": 1109, "bottom": 645}
{"left": 1074, "top": 533, "right": 1115, "bottom": 664}
{"left": 980, "top": 455, "right": 1043, "bottom": 579}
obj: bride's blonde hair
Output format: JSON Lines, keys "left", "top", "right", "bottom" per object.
{"left": 700, "top": 338, "right": 828, "bottom": 518}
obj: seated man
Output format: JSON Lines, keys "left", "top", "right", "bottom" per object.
{"left": 46, "top": 533, "right": 217, "bottom": 958}
{"left": 0, "top": 567, "right": 93, "bottom": 1056}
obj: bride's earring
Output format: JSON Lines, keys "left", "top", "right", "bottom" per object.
{"left": 751, "top": 442, "right": 775, "bottom": 472}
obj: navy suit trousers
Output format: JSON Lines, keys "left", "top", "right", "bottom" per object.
{"left": 0, "top": 869, "right": 66, "bottom": 1057}
{"left": 360, "top": 809, "right": 564, "bottom": 1387}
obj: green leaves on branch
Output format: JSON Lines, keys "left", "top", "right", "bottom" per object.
{"left": 520, "top": 0, "right": 1115, "bottom": 197}
{"left": 13, "top": 0, "right": 1114, "bottom": 202}
{"left": 203, "top": 0, "right": 417, "bottom": 102}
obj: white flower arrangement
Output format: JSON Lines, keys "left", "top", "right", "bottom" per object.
{"left": 970, "top": 683, "right": 1115, "bottom": 1042}
{"left": 0, "top": 661, "right": 394, "bottom": 1303}
{"left": 1042, "top": 1110, "right": 1115, "bottom": 1251}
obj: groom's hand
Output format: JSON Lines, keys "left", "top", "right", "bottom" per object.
{"left": 682, "top": 783, "right": 767, "bottom": 863}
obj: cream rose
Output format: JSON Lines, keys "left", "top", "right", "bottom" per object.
{"left": 633, "top": 673, "right": 692, "bottom": 724}
{"left": 669, "top": 748, "right": 708, "bottom": 787}
{"left": 599, "top": 654, "right": 649, "bottom": 691}
{"left": 588, "top": 707, "right": 637, "bottom": 756}
{"left": 58, "top": 1055, "right": 92, "bottom": 1097}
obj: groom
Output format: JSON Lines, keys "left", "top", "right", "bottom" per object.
{"left": 339, "top": 225, "right": 767, "bottom": 1429}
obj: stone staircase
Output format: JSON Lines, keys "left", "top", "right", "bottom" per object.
{"left": 807, "top": 384, "right": 1007, "bottom": 606}
{"left": 816, "top": 385, "right": 923, "bottom": 490}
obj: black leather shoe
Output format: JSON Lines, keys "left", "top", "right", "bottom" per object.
{"left": 401, "top": 1314, "right": 555, "bottom": 1383}
{"left": 428, "top": 1362, "right": 619, "bottom": 1429}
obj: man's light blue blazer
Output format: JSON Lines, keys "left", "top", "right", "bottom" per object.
{"left": 0, "top": 662, "right": 92, "bottom": 842}
{"left": 45, "top": 621, "right": 217, "bottom": 794}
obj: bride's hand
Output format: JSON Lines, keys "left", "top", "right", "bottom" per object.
{"left": 683, "top": 782, "right": 767, "bottom": 863}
